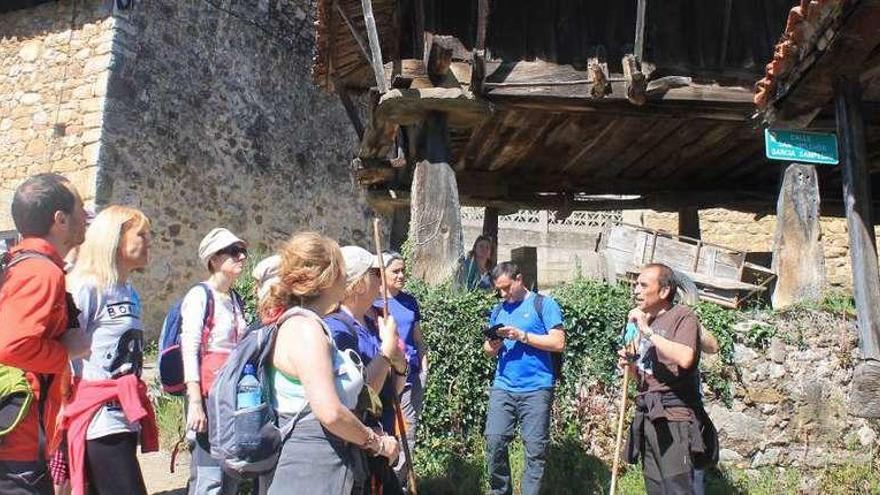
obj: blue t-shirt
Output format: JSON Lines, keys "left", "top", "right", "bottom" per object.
{"left": 373, "top": 291, "right": 421, "bottom": 380}
{"left": 324, "top": 310, "right": 396, "bottom": 431}
{"left": 489, "top": 292, "right": 564, "bottom": 393}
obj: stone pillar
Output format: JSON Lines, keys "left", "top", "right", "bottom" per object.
{"left": 409, "top": 112, "right": 464, "bottom": 284}
{"left": 771, "top": 163, "right": 825, "bottom": 309}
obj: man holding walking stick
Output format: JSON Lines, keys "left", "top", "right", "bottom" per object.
{"left": 617, "top": 263, "right": 717, "bottom": 495}
{"left": 482, "top": 262, "right": 565, "bottom": 495}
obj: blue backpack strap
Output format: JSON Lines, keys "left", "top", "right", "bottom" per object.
{"left": 532, "top": 293, "right": 545, "bottom": 329}
{"left": 489, "top": 302, "right": 503, "bottom": 325}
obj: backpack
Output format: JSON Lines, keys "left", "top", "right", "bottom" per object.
{"left": 490, "top": 293, "right": 565, "bottom": 382}
{"left": 157, "top": 283, "right": 215, "bottom": 396}
{"left": 207, "top": 307, "right": 365, "bottom": 478}
{"left": 205, "top": 322, "right": 286, "bottom": 478}
{"left": 0, "top": 251, "right": 55, "bottom": 453}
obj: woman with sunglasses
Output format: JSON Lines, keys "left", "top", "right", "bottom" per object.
{"left": 181, "top": 228, "right": 248, "bottom": 495}
{"left": 259, "top": 233, "right": 399, "bottom": 494}
{"left": 325, "top": 246, "right": 407, "bottom": 494}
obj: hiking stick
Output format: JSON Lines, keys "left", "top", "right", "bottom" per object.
{"left": 609, "top": 365, "right": 630, "bottom": 494}
{"left": 609, "top": 341, "right": 635, "bottom": 495}
{"left": 372, "top": 218, "right": 419, "bottom": 495}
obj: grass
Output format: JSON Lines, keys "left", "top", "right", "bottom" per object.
{"left": 154, "top": 392, "right": 186, "bottom": 450}
{"left": 409, "top": 433, "right": 880, "bottom": 495}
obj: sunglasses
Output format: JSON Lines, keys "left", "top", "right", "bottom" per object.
{"left": 216, "top": 245, "right": 248, "bottom": 258}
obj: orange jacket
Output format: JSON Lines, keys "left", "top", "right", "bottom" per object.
{"left": 0, "top": 238, "right": 70, "bottom": 461}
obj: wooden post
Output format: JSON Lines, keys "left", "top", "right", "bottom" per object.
{"left": 360, "top": 0, "right": 388, "bottom": 92}
{"left": 390, "top": 207, "right": 411, "bottom": 252}
{"left": 409, "top": 111, "right": 464, "bottom": 284}
{"left": 836, "top": 76, "right": 880, "bottom": 418}
{"left": 634, "top": 0, "right": 647, "bottom": 63}
{"left": 482, "top": 206, "right": 499, "bottom": 268}
{"left": 677, "top": 207, "right": 701, "bottom": 240}
{"left": 511, "top": 246, "right": 538, "bottom": 291}
{"left": 770, "top": 163, "right": 825, "bottom": 309}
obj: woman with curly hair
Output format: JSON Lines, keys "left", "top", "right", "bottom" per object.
{"left": 259, "top": 233, "right": 399, "bottom": 494}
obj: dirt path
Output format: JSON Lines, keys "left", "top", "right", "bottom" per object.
{"left": 140, "top": 362, "right": 189, "bottom": 494}
{"left": 139, "top": 448, "right": 189, "bottom": 495}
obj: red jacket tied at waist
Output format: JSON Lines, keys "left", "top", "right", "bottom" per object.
{"left": 60, "top": 374, "right": 158, "bottom": 495}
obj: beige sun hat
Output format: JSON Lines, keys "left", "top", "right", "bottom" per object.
{"left": 198, "top": 228, "right": 246, "bottom": 270}
{"left": 341, "top": 245, "right": 381, "bottom": 284}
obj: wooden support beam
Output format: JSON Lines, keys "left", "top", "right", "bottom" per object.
{"left": 634, "top": 0, "right": 647, "bottom": 63}
{"left": 836, "top": 76, "right": 880, "bottom": 418}
{"left": 770, "top": 164, "right": 825, "bottom": 309}
{"left": 336, "top": 84, "right": 365, "bottom": 140}
{"left": 360, "top": 0, "right": 388, "bottom": 92}
{"left": 482, "top": 206, "right": 499, "bottom": 269}
{"left": 719, "top": 0, "right": 732, "bottom": 69}
{"left": 389, "top": 207, "right": 410, "bottom": 252}
{"left": 678, "top": 207, "right": 701, "bottom": 240}
{"left": 622, "top": 54, "right": 647, "bottom": 106}
{"left": 413, "top": 0, "right": 425, "bottom": 60}
{"left": 334, "top": 1, "right": 371, "bottom": 66}
{"left": 588, "top": 57, "right": 610, "bottom": 98}
{"left": 370, "top": 189, "right": 775, "bottom": 213}
{"left": 409, "top": 112, "right": 464, "bottom": 285}
{"left": 352, "top": 157, "right": 395, "bottom": 185}
{"left": 471, "top": 0, "right": 489, "bottom": 95}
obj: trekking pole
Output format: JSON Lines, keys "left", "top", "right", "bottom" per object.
{"left": 609, "top": 363, "right": 630, "bottom": 495}
{"left": 372, "top": 218, "right": 419, "bottom": 495}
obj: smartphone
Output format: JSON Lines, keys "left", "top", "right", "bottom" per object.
{"left": 482, "top": 323, "right": 505, "bottom": 341}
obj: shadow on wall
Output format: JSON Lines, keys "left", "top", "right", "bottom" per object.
{"left": 1, "top": 0, "right": 110, "bottom": 41}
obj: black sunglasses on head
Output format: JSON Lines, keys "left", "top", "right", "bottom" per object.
{"left": 217, "top": 245, "right": 248, "bottom": 258}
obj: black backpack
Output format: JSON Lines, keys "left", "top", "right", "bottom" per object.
{"left": 489, "top": 293, "right": 565, "bottom": 382}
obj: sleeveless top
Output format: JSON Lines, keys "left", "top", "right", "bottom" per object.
{"left": 270, "top": 307, "right": 364, "bottom": 416}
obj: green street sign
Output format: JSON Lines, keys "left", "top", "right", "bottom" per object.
{"left": 764, "top": 129, "right": 839, "bottom": 165}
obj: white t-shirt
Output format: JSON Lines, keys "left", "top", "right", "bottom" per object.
{"left": 71, "top": 281, "right": 144, "bottom": 440}
{"left": 180, "top": 284, "right": 246, "bottom": 384}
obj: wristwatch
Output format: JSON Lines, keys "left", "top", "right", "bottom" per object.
{"left": 519, "top": 331, "right": 529, "bottom": 344}
{"left": 642, "top": 326, "right": 654, "bottom": 339}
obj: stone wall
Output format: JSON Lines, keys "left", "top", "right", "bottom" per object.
{"left": 706, "top": 308, "right": 875, "bottom": 473}
{"left": 462, "top": 225, "right": 603, "bottom": 288}
{"left": 640, "top": 209, "right": 879, "bottom": 289}
{"left": 0, "top": 0, "right": 113, "bottom": 228}
{"left": 97, "top": 0, "right": 375, "bottom": 334}
{"left": 2, "top": 1, "right": 377, "bottom": 336}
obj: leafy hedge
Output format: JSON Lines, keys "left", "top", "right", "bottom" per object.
{"left": 407, "top": 277, "right": 742, "bottom": 490}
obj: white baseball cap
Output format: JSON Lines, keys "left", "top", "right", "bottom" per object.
{"left": 341, "top": 245, "right": 380, "bottom": 283}
{"left": 252, "top": 254, "right": 281, "bottom": 300}
{"left": 198, "top": 228, "right": 246, "bottom": 270}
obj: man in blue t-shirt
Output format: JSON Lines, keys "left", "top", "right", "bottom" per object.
{"left": 483, "top": 262, "right": 565, "bottom": 495}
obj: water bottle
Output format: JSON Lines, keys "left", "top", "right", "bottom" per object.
{"left": 236, "top": 364, "right": 263, "bottom": 456}
{"left": 237, "top": 364, "right": 262, "bottom": 409}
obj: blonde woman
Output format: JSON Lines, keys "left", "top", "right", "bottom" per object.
{"left": 64, "top": 205, "right": 157, "bottom": 495}
{"left": 259, "top": 233, "right": 399, "bottom": 494}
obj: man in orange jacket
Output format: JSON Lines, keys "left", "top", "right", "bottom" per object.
{"left": 0, "top": 173, "right": 90, "bottom": 494}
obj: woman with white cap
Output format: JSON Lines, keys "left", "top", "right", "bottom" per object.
{"left": 252, "top": 254, "right": 280, "bottom": 324}
{"left": 258, "top": 233, "right": 399, "bottom": 494}
{"left": 325, "top": 246, "right": 407, "bottom": 493}
{"left": 182, "top": 227, "right": 248, "bottom": 495}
